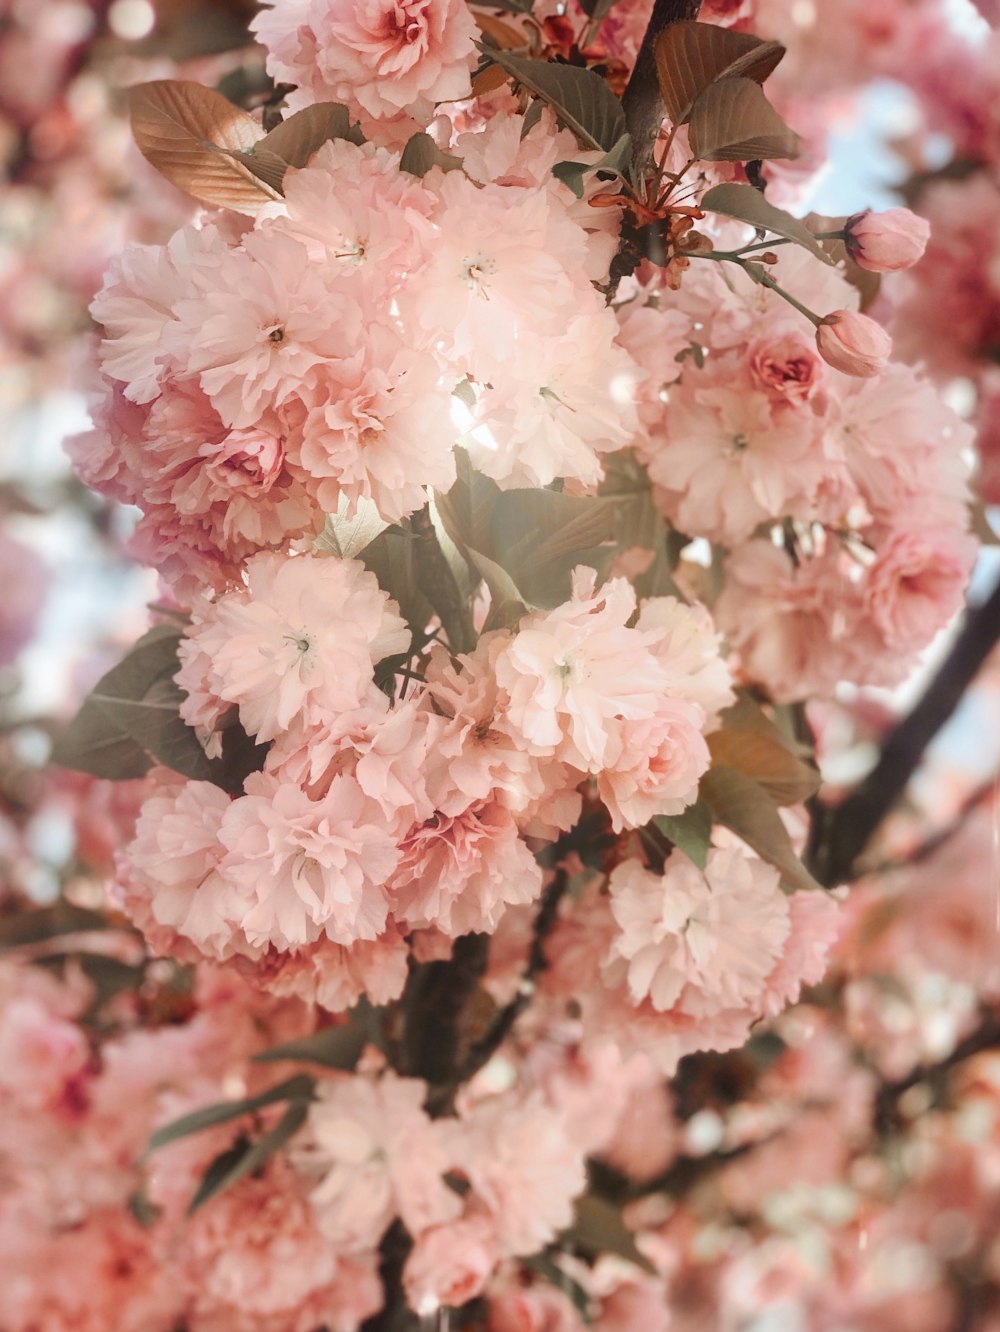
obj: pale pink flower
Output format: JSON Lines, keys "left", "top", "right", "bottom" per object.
{"left": 271, "top": 138, "right": 436, "bottom": 288}
{"left": 403, "top": 1214, "right": 499, "bottom": 1313}
{"left": 648, "top": 360, "right": 828, "bottom": 543}
{"left": 91, "top": 231, "right": 194, "bottom": 404}
{"left": 716, "top": 540, "right": 867, "bottom": 703}
{"left": 177, "top": 551, "right": 410, "bottom": 743}
{"left": 493, "top": 568, "right": 670, "bottom": 771}
{"left": 249, "top": 928, "right": 411, "bottom": 1012}
{"left": 0, "top": 995, "right": 89, "bottom": 1112}
{"left": 217, "top": 771, "right": 399, "bottom": 951}
{"left": 816, "top": 309, "right": 892, "bottom": 377}
{"left": 296, "top": 1070, "right": 462, "bottom": 1251}
{"left": 636, "top": 595, "right": 736, "bottom": 722}
{"left": 408, "top": 171, "right": 590, "bottom": 370}
{"left": 864, "top": 525, "right": 977, "bottom": 652}
{"left": 170, "top": 229, "right": 364, "bottom": 429}
{"left": 389, "top": 800, "right": 543, "bottom": 936}
{"left": 252, "top": 0, "right": 478, "bottom": 132}
{"left": 455, "top": 107, "right": 622, "bottom": 283}
{"left": 747, "top": 323, "right": 827, "bottom": 404}
{"left": 845, "top": 206, "right": 930, "bottom": 272}
{"left": 134, "top": 379, "right": 320, "bottom": 583}
{"left": 268, "top": 694, "right": 435, "bottom": 836}
{"left": 759, "top": 889, "right": 842, "bottom": 1017}
{"left": 596, "top": 698, "right": 710, "bottom": 832}
{"left": 177, "top": 1157, "right": 383, "bottom": 1330}
{"left": 608, "top": 849, "right": 791, "bottom": 1014}
{"left": 121, "top": 779, "right": 246, "bottom": 962}
{"left": 466, "top": 310, "right": 640, "bottom": 490}
{"left": 831, "top": 363, "right": 973, "bottom": 529}
{"left": 293, "top": 326, "right": 457, "bottom": 523}
{"left": 486, "top": 1284, "right": 587, "bottom": 1332}
{"left": 454, "top": 1093, "right": 588, "bottom": 1257}
{"left": 614, "top": 297, "right": 693, "bottom": 447}
{"left": 422, "top": 633, "right": 561, "bottom": 819}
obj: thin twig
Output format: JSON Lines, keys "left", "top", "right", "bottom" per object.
{"left": 808, "top": 574, "right": 1000, "bottom": 887}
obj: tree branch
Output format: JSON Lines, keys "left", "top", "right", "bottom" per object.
{"left": 452, "top": 868, "right": 569, "bottom": 1088}
{"left": 621, "top": 0, "right": 702, "bottom": 168}
{"left": 808, "top": 574, "right": 1000, "bottom": 887}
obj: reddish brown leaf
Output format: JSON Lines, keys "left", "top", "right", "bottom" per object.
{"left": 654, "top": 21, "right": 785, "bottom": 125}
{"left": 128, "top": 80, "right": 277, "bottom": 214}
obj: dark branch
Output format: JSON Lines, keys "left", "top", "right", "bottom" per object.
{"left": 808, "top": 574, "right": 1000, "bottom": 887}
{"left": 621, "top": 0, "right": 702, "bottom": 168}
{"left": 874, "top": 1012, "right": 1000, "bottom": 1134}
{"left": 453, "top": 868, "right": 569, "bottom": 1086}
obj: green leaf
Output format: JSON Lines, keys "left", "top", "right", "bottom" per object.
{"left": 551, "top": 133, "right": 632, "bottom": 196}
{"left": 467, "top": 548, "right": 529, "bottom": 631}
{"left": 484, "top": 48, "right": 627, "bottom": 152}
{"left": 688, "top": 78, "right": 800, "bottom": 162}
{"left": 189, "top": 1098, "right": 310, "bottom": 1212}
{"left": 701, "top": 183, "right": 833, "bottom": 264}
{"left": 253, "top": 1020, "right": 367, "bottom": 1071}
{"left": 491, "top": 490, "right": 618, "bottom": 609}
{"left": 148, "top": 1073, "right": 315, "bottom": 1152}
{"left": 654, "top": 21, "right": 786, "bottom": 126}
{"left": 700, "top": 765, "right": 822, "bottom": 893}
{"left": 359, "top": 527, "right": 431, "bottom": 642}
{"left": 238, "top": 103, "right": 364, "bottom": 191}
{"left": 399, "top": 131, "right": 464, "bottom": 177}
{"left": 53, "top": 625, "right": 204, "bottom": 782}
{"left": 652, "top": 800, "right": 712, "bottom": 870}
{"left": 551, "top": 160, "right": 589, "bottom": 198}
{"left": 564, "top": 1194, "right": 656, "bottom": 1274}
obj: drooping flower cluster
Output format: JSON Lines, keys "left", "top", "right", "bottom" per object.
{"left": 76, "top": 115, "right": 637, "bottom": 597}
{"left": 620, "top": 244, "right": 976, "bottom": 700}
{"left": 120, "top": 557, "right": 730, "bottom": 1009}
{"left": 46, "top": 0, "right": 993, "bottom": 1324}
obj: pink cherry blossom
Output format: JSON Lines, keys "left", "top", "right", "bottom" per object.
{"left": 596, "top": 698, "right": 710, "bottom": 832}
{"left": 389, "top": 800, "right": 543, "bottom": 936}
{"left": 217, "top": 771, "right": 399, "bottom": 951}
{"left": 176, "top": 551, "right": 410, "bottom": 743}
{"left": 295, "top": 1070, "right": 462, "bottom": 1250}
{"left": 493, "top": 568, "right": 671, "bottom": 771}
{"left": 608, "top": 849, "right": 791, "bottom": 1014}
{"left": 864, "top": 525, "right": 977, "bottom": 652}
{"left": 252, "top": 0, "right": 479, "bottom": 134}
{"left": 403, "top": 1214, "right": 499, "bottom": 1313}
{"left": 453, "top": 1093, "right": 588, "bottom": 1257}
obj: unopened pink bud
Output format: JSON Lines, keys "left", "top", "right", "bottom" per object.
{"left": 844, "top": 207, "right": 930, "bottom": 273}
{"left": 815, "top": 310, "right": 892, "bottom": 378}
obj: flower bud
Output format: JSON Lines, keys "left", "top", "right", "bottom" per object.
{"left": 815, "top": 310, "right": 892, "bottom": 378}
{"left": 844, "top": 207, "right": 930, "bottom": 272}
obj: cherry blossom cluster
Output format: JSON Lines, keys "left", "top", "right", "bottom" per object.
{"left": 117, "top": 556, "right": 734, "bottom": 1012}
{"left": 620, "top": 243, "right": 976, "bottom": 701}
{"left": 47, "top": 0, "right": 995, "bottom": 1324}
{"left": 77, "top": 112, "right": 631, "bottom": 597}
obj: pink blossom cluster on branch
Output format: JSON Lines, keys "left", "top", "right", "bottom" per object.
{"left": 35, "top": 0, "right": 994, "bottom": 1325}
